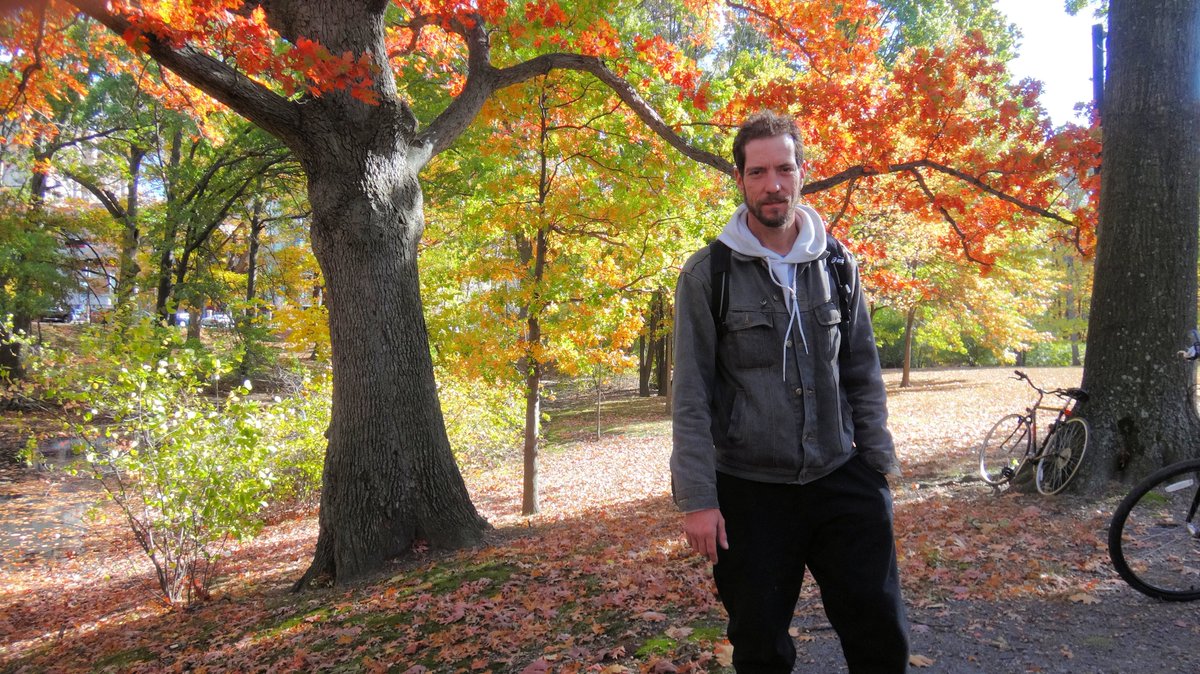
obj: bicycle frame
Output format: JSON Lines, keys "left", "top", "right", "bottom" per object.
{"left": 980, "top": 370, "right": 1090, "bottom": 492}
{"left": 1016, "top": 372, "right": 1083, "bottom": 464}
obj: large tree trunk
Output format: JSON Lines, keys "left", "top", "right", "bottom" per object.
{"left": 1075, "top": 0, "right": 1200, "bottom": 490}
{"left": 295, "top": 108, "right": 488, "bottom": 588}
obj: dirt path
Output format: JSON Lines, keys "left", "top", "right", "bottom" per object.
{"left": 789, "top": 591, "right": 1199, "bottom": 673}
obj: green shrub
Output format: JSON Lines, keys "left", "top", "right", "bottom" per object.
{"left": 436, "top": 366, "right": 524, "bottom": 469}
{"left": 1024, "top": 340, "right": 1084, "bottom": 366}
{"left": 23, "top": 319, "right": 324, "bottom": 606}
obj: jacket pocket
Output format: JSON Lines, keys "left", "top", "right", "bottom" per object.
{"left": 814, "top": 301, "right": 842, "bottom": 358}
{"left": 721, "top": 310, "right": 776, "bottom": 369}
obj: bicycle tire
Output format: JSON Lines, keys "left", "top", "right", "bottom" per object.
{"left": 1108, "top": 458, "right": 1200, "bottom": 601}
{"left": 980, "top": 413, "right": 1030, "bottom": 485}
{"left": 1035, "top": 417, "right": 1089, "bottom": 495}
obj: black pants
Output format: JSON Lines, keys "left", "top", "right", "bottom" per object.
{"left": 713, "top": 456, "right": 909, "bottom": 673}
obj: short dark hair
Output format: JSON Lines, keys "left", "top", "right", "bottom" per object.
{"left": 732, "top": 111, "right": 804, "bottom": 174}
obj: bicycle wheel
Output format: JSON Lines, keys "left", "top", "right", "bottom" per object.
{"left": 1035, "top": 418, "right": 1089, "bottom": 495}
{"left": 980, "top": 414, "right": 1030, "bottom": 485}
{"left": 1108, "top": 458, "right": 1200, "bottom": 601}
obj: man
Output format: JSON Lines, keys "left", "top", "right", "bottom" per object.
{"left": 670, "top": 111, "right": 909, "bottom": 673}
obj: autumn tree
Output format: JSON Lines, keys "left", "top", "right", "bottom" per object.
{"left": 421, "top": 72, "right": 710, "bottom": 515}
{"left": 1074, "top": 0, "right": 1200, "bottom": 487}
{"left": 2, "top": 0, "right": 1098, "bottom": 584}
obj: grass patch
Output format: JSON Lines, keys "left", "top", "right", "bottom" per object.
{"left": 93, "top": 647, "right": 157, "bottom": 669}
{"left": 426, "top": 561, "right": 518, "bottom": 594}
{"left": 636, "top": 635, "right": 678, "bottom": 657}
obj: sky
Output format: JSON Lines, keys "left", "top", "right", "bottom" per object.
{"left": 992, "top": 0, "right": 1103, "bottom": 126}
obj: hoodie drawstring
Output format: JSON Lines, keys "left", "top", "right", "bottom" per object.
{"left": 766, "top": 261, "right": 808, "bottom": 380}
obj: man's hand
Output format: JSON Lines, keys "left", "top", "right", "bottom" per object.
{"left": 683, "top": 508, "right": 728, "bottom": 564}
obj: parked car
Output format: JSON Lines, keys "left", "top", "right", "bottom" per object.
{"left": 39, "top": 305, "right": 76, "bottom": 323}
{"left": 201, "top": 312, "right": 234, "bottom": 329}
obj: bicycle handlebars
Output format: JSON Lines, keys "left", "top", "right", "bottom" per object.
{"left": 1011, "top": 369, "right": 1087, "bottom": 402}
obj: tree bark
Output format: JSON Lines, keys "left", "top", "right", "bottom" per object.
{"left": 654, "top": 291, "right": 669, "bottom": 397}
{"left": 297, "top": 121, "right": 488, "bottom": 585}
{"left": 900, "top": 305, "right": 916, "bottom": 388}
{"left": 115, "top": 147, "right": 144, "bottom": 310}
{"left": 638, "top": 333, "right": 652, "bottom": 397}
{"left": 1076, "top": 0, "right": 1200, "bottom": 490}
{"left": 0, "top": 315, "right": 31, "bottom": 380}
{"left": 1064, "top": 253, "right": 1082, "bottom": 366}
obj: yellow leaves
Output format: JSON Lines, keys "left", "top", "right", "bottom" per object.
{"left": 1068, "top": 592, "right": 1100, "bottom": 605}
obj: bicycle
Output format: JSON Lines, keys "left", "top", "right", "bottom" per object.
{"left": 1107, "top": 331, "right": 1200, "bottom": 601}
{"left": 978, "top": 370, "right": 1090, "bottom": 495}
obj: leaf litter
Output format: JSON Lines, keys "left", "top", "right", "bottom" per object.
{"left": 1, "top": 367, "right": 1199, "bottom": 673}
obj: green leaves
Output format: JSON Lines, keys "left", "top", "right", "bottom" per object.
{"left": 24, "top": 318, "right": 329, "bottom": 607}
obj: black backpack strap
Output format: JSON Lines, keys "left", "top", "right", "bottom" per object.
{"left": 709, "top": 239, "right": 732, "bottom": 327}
{"left": 824, "top": 233, "right": 857, "bottom": 350}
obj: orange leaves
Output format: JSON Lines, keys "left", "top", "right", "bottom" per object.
{"left": 280, "top": 38, "right": 379, "bottom": 103}
{"left": 631, "top": 35, "right": 708, "bottom": 109}
{"left": 524, "top": 1, "right": 567, "bottom": 28}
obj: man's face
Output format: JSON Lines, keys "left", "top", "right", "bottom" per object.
{"left": 735, "top": 135, "right": 804, "bottom": 230}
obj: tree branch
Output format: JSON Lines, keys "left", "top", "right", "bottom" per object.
{"left": 907, "top": 168, "right": 991, "bottom": 266}
{"left": 67, "top": 0, "right": 302, "bottom": 149}
{"left": 804, "top": 158, "right": 1077, "bottom": 228}
{"left": 412, "top": 18, "right": 731, "bottom": 175}
{"left": 59, "top": 168, "right": 124, "bottom": 219}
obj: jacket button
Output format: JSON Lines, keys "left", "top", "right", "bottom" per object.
{"left": 794, "top": 387, "right": 803, "bottom": 396}
{"left": 785, "top": 340, "right": 792, "bottom": 348}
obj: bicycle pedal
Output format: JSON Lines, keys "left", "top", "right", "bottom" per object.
{"left": 1001, "top": 467, "right": 1015, "bottom": 479}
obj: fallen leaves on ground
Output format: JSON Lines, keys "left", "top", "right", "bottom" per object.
{"left": 0, "top": 367, "right": 1128, "bottom": 672}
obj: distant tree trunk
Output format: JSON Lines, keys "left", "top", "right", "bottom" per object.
{"left": 0, "top": 315, "right": 31, "bottom": 380}
{"left": 3, "top": 151, "right": 53, "bottom": 379}
{"left": 638, "top": 291, "right": 663, "bottom": 397}
{"left": 1065, "top": 253, "right": 1082, "bottom": 366}
{"left": 664, "top": 337, "right": 674, "bottom": 414}
{"left": 655, "top": 291, "right": 670, "bottom": 397}
{"left": 520, "top": 224, "right": 548, "bottom": 517}
{"left": 521, "top": 311, "right": 543, "bottom": 517}
{"left": 237, "top": 204, "right": 266, "bottom": 381}
{"left": 900, "top": 305, "right": 916, "bottom": 388}
{"left": 638, "top": 332, "right": 652, "bottom": 397}
{"left": 155, "top": 127, "right": 183, "bottom": 321}
{"left": 595, "top": 364, "right": 603, "bottom": 440}
{"left": 1076, "top": 0, "right": 1200, "bottom": 490}
{"left": 246, "top": 200, "right": 264, "bottom": 307}
{"left": 115, "top": 147, "right": 145, "bottom": 311}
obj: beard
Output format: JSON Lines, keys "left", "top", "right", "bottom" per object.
{"left": 744, "top": 193, "right": 795, "bottom": 229}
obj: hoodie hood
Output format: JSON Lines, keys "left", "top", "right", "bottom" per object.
{"left": 716, "top": 203, "right": 827, "bottom": 263}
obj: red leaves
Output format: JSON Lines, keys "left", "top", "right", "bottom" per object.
{"left": 280, "top": 38, "right": 379, "bottom": 103}
{"left": 524, "top": 1, "right": 567, "bottom": 28}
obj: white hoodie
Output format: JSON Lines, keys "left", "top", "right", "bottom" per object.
{"left": 716, "top": 203, "right": 828, "bottom": 376}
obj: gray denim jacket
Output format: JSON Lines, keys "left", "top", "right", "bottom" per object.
{"left": 670, "top": 244, "right": 899, "bottom": 513}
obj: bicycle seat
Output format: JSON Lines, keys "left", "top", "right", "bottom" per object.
{"left": 1063, "top": 387, "right": 1089, "bottom": 402}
